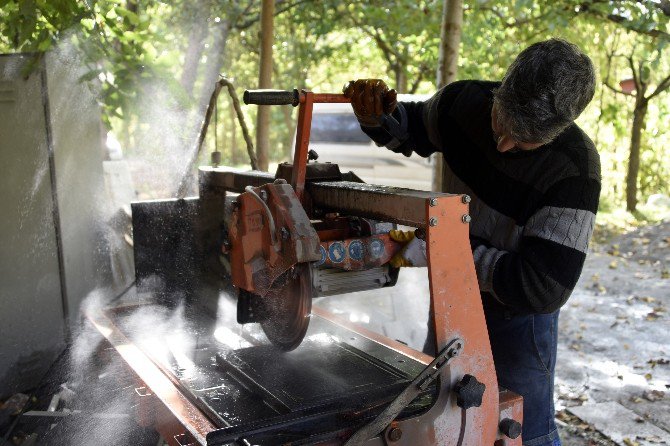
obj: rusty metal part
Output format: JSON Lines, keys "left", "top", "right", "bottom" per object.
{"left": 343, "top": 338, "right": 463, "bottom": 445}
{"left": 199, "top": 166, "right": 273, "bottom": 193}
{"left": 419, "top": 194, "right": 500, "bottom": 444}
{"left": 291, "top": 90, "right": 314, "bottom": 201}
{"left": 308, "top": 181, "right": 452, "bottom": 228}
{"left": 258, "top": 265, "right": 312, "bottom": 351}
{"left": 497, "top": 390, "right": 524, "bottom": 445}
{"left": 229, "top": 182, "right": 320, "bottom": 295}
{"left": 198, "top": 165, "right": 363, "bottom": 196}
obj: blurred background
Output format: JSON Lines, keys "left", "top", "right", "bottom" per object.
{"left": 1, "top": 0, "right": 668, "bottom": 225}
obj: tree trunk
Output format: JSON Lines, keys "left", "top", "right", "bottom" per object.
{"left": 256, "top": 0, "right": 275, "bottom": 171}
{"left": 395, "top": 67, "right": 408, "bottom": 93}
{"left": 180, "top": 15, "right": 209, "bottom": 96}
{"left": 433, "top": 0, "right": 463, "bottom": 192}
{"left": 626, "top": 98, "right": 648, "bottom": 212}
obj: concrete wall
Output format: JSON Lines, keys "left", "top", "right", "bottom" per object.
{"left": 0, "top": 52, "right": 109, "bottom": 398}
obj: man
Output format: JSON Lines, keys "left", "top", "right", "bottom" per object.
{"left": 344, "top": 39, "right": 600, "bottom": 446}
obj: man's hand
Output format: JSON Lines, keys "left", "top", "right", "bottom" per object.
{"left": 389, "top": 229, "right": 427, "bottom": 268}
{"left": 343, "top": 79, "right": 397, "bottom": 127}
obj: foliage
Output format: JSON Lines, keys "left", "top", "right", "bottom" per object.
{"left": 0, "top": 0, "right": 668, "bottom": 207}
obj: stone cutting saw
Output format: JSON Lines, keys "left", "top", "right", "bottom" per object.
{"left": 88, "top": 88, "right": 524, "bottom": 446}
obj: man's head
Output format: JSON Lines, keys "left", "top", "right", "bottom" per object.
{"left": 492, "top": 38, "right": 596, "bottom": 153}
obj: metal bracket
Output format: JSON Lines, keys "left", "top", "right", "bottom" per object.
{"left": 343, "top": 338, "right": 464, "bottom": 446}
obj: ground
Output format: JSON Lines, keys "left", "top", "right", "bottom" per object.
{"left": 555, "top": 220, "right": 670, "bottom": 445}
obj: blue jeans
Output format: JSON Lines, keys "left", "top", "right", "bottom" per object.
{"left": 424, "top": 308, "right": 561, "bottom": 446}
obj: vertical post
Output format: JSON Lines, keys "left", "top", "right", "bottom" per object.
{"left": 433, "top": 0, "right": 463, "bottom": 193}
{"left": 425, "top": 195, "right": 499, "bottom": 444}
{"left": 256, "top": 0, "right": 274, "bottom": 171}
{"left": 291, "top": 91, "right": 313, "bottom": 201}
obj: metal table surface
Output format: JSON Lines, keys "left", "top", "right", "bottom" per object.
{"left": 92, "top": 291, "right": 437, "bottom": 445}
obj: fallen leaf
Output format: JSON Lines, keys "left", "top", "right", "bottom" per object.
{"left": 661, "top": 269, "right": 669, "bottom": 279}
{"left": 609, "top": 260, "right": 618, "bottom": 269}
{"left": 645, "top": 373, "right": 653, "bottom": 381}
{"left": 623, "top": 438, "right": 640, "bottom": 446}
{"left": 643, "top": 390, "right": 665, "bottom": 401}
{"left": 646, "top": 312, "right": 661, "bottom": 321}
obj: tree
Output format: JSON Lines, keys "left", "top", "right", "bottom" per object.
{"left": 433, "top": 0, "right": 463, "bottom": 192}
{"left": 604, "top": 44, "right": 670, "bottom": 212}
{"left": 339, "top": 1, "right": 441, "bottom": 93}
{"left": 256, "top": 0, "right": 275, "bottom": 171}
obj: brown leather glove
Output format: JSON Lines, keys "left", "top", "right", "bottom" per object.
{"left": 342, "top": 79, "right": 397, "bottom": 127}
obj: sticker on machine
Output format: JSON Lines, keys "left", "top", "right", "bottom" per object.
{"left": 348, "top": 240, "right": 364, "bottom": 261}
{"left": 368, "top": 238, "right": 385, "bottom": 260}
{"left": 328, "top": 242, "right": 346, "bottom": 263}
{"left": 316, "top": 245, "right": 327, "bottom": 266}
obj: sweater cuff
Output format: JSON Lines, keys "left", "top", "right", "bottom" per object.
{"left": 471, "top": 238, "right": 506, "bottom": 301}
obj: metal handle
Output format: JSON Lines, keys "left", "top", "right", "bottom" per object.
{"left": 243, "top": 89, "right": 300, "bottom": 106}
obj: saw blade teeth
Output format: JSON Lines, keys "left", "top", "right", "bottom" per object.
{"left": 259, "top": 265, "right": 312, "bottom": 351}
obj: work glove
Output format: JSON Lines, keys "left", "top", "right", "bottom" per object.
{"left": 343, "top": 79, "right": 397, "bottom": 127}
{"left": 389, "top": 229, "right": 427, "bottom": 268}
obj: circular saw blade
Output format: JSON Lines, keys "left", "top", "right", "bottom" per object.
{"left": 260, "top": 265, "right": 312, "bottom": 351}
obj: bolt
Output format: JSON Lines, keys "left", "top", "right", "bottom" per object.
{"left": 387, "top": 427, "right": 402, "bottom": 442}
{"left": 429, "top": 217, "right": 438, "bottom": 227}
{"left": 260, "top": 190, "right": 268, "bottom": 201}
{"left": 462, "top": 194, "right": 471, "bottom": 204}
{"left": 462, "top": 214, "right": 471, "bottom": 224}
{"left": 429, "top": 198, "right": 438, "bottom": 207}
{"left": 274, "top": 178, "right": 287, "bottom": 184}
{"left": 280, "top": 227, "right": 290, "bottom": 240}
{"left": 499, "top": 418, "right": 522, "bottom": 439}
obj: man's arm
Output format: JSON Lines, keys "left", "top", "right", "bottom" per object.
{"left": 472, "top": 175, "right": 600, "bottom": 314}
{"left": 346, "top": 79, "right": 467, "bottom": 158}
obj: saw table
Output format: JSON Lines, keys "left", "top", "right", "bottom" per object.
{"left": 87, "top": 89, "right": 523, "bottom": 445}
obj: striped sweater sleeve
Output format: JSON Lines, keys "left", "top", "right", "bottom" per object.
{"left": 473, "top": 175, "right": 600, "bottom": 313}
{"left": 360, "top": 82, "right": 466, "bottom": 157}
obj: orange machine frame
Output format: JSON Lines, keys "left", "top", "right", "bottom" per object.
{"left": 86, "top": 90, "right": 523, "bottom": 445}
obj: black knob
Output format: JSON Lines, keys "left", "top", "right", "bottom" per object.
{"left": 453, "top": 374, "right": 485, "bottom": 410}
{"left": 308, "top": 149, "right": 319, "bottom": 161}
{"left": 499, "top": 418, "right": 522, "bottom": 439}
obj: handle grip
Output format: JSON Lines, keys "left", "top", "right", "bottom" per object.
{"left": 243, "top": 89, "right": 300, "bottom": 106}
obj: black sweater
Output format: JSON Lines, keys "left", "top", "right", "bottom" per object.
{"left": 364, "top": 80, "right": 601, "bottom": 314}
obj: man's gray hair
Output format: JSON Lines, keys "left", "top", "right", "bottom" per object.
{"left": 493, "top": 38, "right": 596, "bottom": 144}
